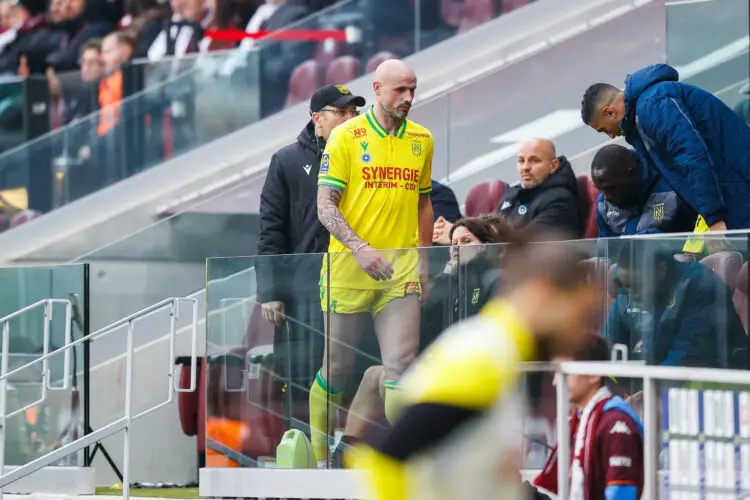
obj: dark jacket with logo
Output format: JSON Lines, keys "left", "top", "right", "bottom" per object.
{"left": 419, "top": 250, "right": 501, "bottom": 352}
{"left": 257, "top": 121, "right": 330, "bottom": 303}
{"left": 605, "top": 262, "right": 748, "bottom": 369}
{"left": 621, "top": 64, "right": 750, "bottom": 229}
{"left": 496, "top": 156, "right": 581, "bottom": 237}
{"left": 596, "top": 150, "right": 696, "bottom": 237}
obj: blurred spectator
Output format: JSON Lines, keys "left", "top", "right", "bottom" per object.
{"left": 605, "top": 245, "right": 747, "bottom": 369}
{"left": 582, "top": 64, "right": 750, "bottom": 231}
{"left": 48, "top": 0, "right": 66, "bottom": 24}
{"left": 92, "top": 30, "right": 134, "bottom": 184}
{"left": 118, "top": 0, "right": 171, "bottom": 33}
{"left": 0, "top": 0, "right": 63, "bottom": 77}
{"left": 433, "top": 138, "right": 581, "bottom": 244}
{"left": 256, "top": 0, "right": 313, "bottom": 115}
{"left": 734, "top": 83, "right": 749, "bottom": 126}
{"left": 46, "top": 0, "right": 114, "bottom": 72}
{"left": 534, "top": 334, "right": 643, "bottom": 500}
{"left": 0, "top": 1, "right": 11, "bottom": 30}
{"left": 430, "top": 179, "right": 461, "bottom": 223}
{"left": 138, "top": 0, "right": 234, "bottom": 59}
{"left": 592, "top": 144, "right": 696, "bottom": 237}
{"left": 48, "top": 38, "right": 103, "bottom": 128}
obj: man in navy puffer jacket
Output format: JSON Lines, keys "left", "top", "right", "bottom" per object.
{"left": 581, "top": 64, "right": 750, "bottom": 231}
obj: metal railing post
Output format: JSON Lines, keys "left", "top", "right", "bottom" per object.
{"left": 642, "top": 375, "right": 657, "bottom": 499}
{"left": 0, "top": 321, "right": 10, "bottom": 500}
{"left": 122, "top": 319, "right": 135, "bottom": 500}
{"left": 555, "top": 369, "right": 570, "bottom": 500}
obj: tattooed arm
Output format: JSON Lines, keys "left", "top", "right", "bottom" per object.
{"left": 317, "top": 185, "right": 367, "bottom": 250}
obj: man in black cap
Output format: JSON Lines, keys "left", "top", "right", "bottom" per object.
{"left": 257, "top": 83, "right": 365, "bottom": 426}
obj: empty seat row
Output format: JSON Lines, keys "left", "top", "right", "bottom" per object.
{"left": 286, "top": 52, "right": 397, "bottom": 107}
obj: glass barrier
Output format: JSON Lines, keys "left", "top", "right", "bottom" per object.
{"left": 0, "top": 0, "right": 533, "bottom": 221}
{"left": 205, "top": 233, "right": 750, "bottom": 471}
{"left": 0, "top": 78, "right": 25, "bottom": 154}
{"left": 0, "top": 263, "right": 87, "bottom": 467}
{"left": 666, "top": 0, "right": 749, "bottom": 110}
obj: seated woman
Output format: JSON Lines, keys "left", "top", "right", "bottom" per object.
{"left": 332, "top": 214, "right": 510, "bottom": 462}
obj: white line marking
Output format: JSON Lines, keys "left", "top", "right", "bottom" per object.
{"left": 675, "top": 37, "right": 749, "bottom": 80}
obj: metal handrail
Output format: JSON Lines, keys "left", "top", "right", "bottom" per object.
{"left": 0, "top": 299, "right": 72, "bottom": 417}
{"left": 0, "top": 296, "right": 200, "bottom": 500}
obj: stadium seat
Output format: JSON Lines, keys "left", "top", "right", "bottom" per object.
{"left": 440, "top": 0, "right": 463, "bottom": 28}
{"left": 458, "top": 0, "right": 498, "bottom": 33}
{"left": 501, "top": 0, "right": 532, "bottom": 13}
{"left": 325, "top": 55, "right": 361, "bottom": 86}
{"left": 699, "top": 251, "right": 743, "bottom": 290}
{"left": 733, "top": 263, "right": 749, "bottom": 333}
{"left": 366, "top": 51, "right": 399, "bottom": 73}
{"left": 576, "top": 176, "right": 600, "bottom": 239}
{"left": 314, "top": 40, "right": 342, "bottom": 69}
{"left": 464, "top": 179, "right": 506, "bottom": 217}
{"left": 285, "top": 60, "right": 323, "bottom": 108}
{"left": 176, "top": 356, "right": 207, "bottom": 465}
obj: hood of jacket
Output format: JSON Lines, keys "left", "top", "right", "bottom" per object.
{"left": 624, "top": 64, "right": 679, "bottom": 120}
{"left": 531, "top": 155, "right": 578, "bottom": 196}
{"left": 297, "top": 120, "right": 326, "bottom": 159}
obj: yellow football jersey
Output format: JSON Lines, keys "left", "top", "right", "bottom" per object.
{"left": 318, "top": 106, "right": 433, "bottom": 254}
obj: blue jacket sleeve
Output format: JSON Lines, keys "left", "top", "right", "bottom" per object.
{"left": 637, "top": 96, "right": 726, "bottom": 226}
{"left": 603, "top": 298, "right": 629, "bottom": 348}
{"left": 605, "top": 485, "right": 638, "bottom": 500}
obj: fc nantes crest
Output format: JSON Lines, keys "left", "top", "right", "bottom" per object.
{"left": 411, "top": 141, "right": 422, "bottom": 157}
{"left": 335, "top": 85, "right": 351, "bottom": 95}
{"left": 471, "top": 288, "right": 481, "bottom": 305}
{"left": 653, "top": 202, "right": 665, "bottom": 222}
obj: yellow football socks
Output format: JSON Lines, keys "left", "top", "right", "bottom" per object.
{"left": 309, "top": 370, "right": 343, "bottom": 462}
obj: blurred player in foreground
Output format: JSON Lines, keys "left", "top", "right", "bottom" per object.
{"left": 534, "top": 334, "right": 644, "bottom": 500}
{"left": 350, "top": 228, "right": 602, "bottom": 500}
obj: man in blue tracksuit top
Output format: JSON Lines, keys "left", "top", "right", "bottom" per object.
{"left": 581, "top": 64, "right": 750, "bottom": 231}
{"left": 591, "top": 143, "right": 696, "bottom": 237}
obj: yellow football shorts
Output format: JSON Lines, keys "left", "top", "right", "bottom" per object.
{"left": 319, "top": 249, "right": 421, "bottom": 316}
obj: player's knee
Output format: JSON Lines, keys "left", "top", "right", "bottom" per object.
{"left": 321, "top": 358, "right": 352, "bottom": 387}
{"left": 361, "top": 365, "right": 384, "bottom": 391}
{"left": 384, "top": 350, "right": 416, "bottom": 380}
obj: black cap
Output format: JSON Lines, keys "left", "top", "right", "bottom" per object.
{"left": 310, "top": 84, "right": 366, "bottom": 113}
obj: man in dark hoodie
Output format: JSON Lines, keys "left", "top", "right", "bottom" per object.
{"left": 581, "top": 64, "right": 750, "bottom": 232}
{"left": 45, "top": 0, "right": 113, "bottom": 72}
{"left": 257, "top": 83, "right": 365, "bottom": 418}
{"left": 592, "top": 144, "right": 696, "bottom": 237}
{"left": 433, "top": 138, "right": 582, "bottom": 241}
{"left": 0, "top": 0, "right": 63, "bottom": 76}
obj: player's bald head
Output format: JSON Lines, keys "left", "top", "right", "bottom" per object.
{"left": 373, "top": 59, "right": 417, "bottom": 120}
{"left": 374, "top": 59, "right": 416, "bottom": 86}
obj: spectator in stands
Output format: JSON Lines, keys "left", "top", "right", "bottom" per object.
{"left": 257, "top": 84, "right": 365, "bottom": 422}
{"left": 433, "top": 138, "right": 581, "bottom": 244}
{"left": 734, "top": 84, "right": 749, "bottom": 126}
{"left": 430, "top": 179, "right": 461, "bottom": 223}
{"left": 118, "top": 0, "right": 171, "bottom": 33}
{"left": 0, "top": 1, "right": 11, "bottom": 30}
{"left": 46, "top": 0, "right": 113, "bottom": 72}
{"left": 255, "top": 0, "right": 313, "bottom": 116}
{"left": 333, "top": 214, "right": 509, "bottom": 462}
{"left": 48, "top": 38, "right": 103, "bottom": 128}
{"left": 592, "top": 144, "right": 696, "bottom": 237}
{"left": 533, "top": 334, "right": 643, "bottom": 500}
{"left": 93, "top": 30, "right": 135, "bottom": 185}
{"left": 0, "top": 0, "right": 63, "bottom": 77}
{"left": 582, "top": 64, "right": 750, "bottom": 232}
{"left": 605, "top": 244, "right": 747, "bottom": 369}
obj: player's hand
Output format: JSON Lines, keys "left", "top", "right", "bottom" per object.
{"left": 432, "top": 217, "right": 453, "bottom": 246}
{"left": 706, "top": 221, "right": 731, "bottom": 254}
{"left": 354, "top": 245, "right": 394, "bottom": 281}
{"left": 261, "top": 301, "right": 285, "bottom": 326}
{"left": 419, "top": 257, "right": 430, "bottom": 304}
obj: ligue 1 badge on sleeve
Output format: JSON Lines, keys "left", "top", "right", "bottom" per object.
{"left": 321, "top": 153, "right": 330, "bottom": 174}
